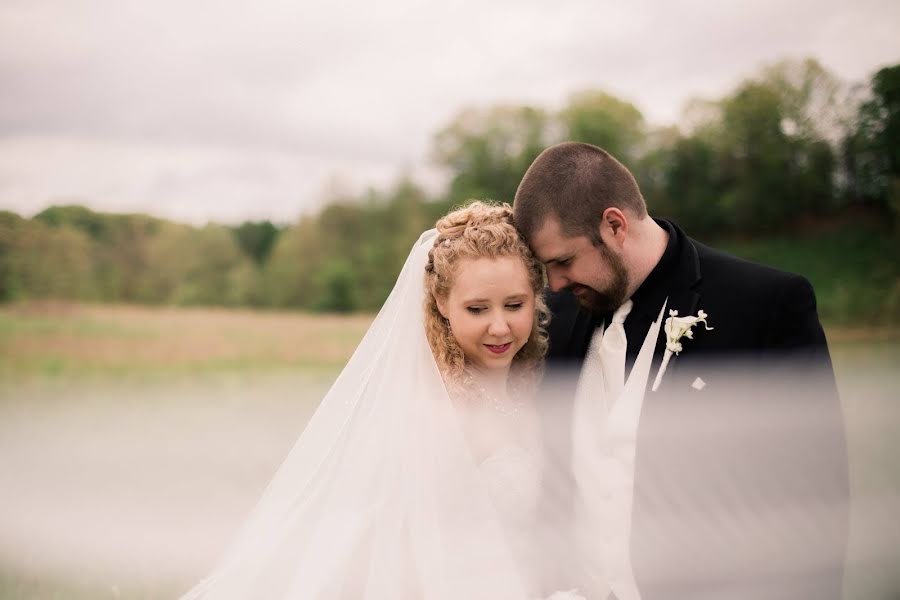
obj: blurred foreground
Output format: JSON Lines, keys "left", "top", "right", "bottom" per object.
{"left": 0, "top": 303, "right": 898, "bottom": 599}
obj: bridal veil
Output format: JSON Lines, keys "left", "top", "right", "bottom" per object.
{"left": 181, "top": 230, "right": 535, "bottom": 599}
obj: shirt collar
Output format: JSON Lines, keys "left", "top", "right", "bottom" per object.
{"left": 628, "top": 218, "right": 681, "bottom": 322}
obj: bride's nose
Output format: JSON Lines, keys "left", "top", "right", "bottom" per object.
{"left": 487, "top": 312, "right": 511, "bottom": 337}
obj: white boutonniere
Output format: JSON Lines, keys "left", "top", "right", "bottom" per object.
{"left": 651, "top": 309, "right": 713, "bottom": 392}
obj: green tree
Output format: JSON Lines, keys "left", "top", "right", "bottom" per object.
{"left": 8, "top": 220, "right": 95, "bottom": 300}
{"left": 135, "top": 221, "right": 196, "bottom": 304}
{"left": 0, "top": 211, "right": 26, "bottom": 301}
{"left": 224, "top": 261, "right": 266, "bottom": 307}
{"left": 34, "top": 205, "right": 165, "bottom": 301}
{"left": 695, "top": 59, "right": 842, "bottom": 231}
{"left": 33, "top": 205, "right": 116, "bottom": 240}
{"left": 313, "top": 259, "right": 359, "bottom": 313}
{"left": 718, "top": 80, "right": 794, "bottom": 229}
{"left": 433, "top": 104, "right": 551, "bottom": 203}
{"left": 761, "top": 58, "right": 843, "bottom": 144}
{"left": 560, "top": 90, "right": 646, "bottom": 164}
{"left": 230, "top": 220, "right": 281, "bottom": 265}
{"left": 843, "top": 64, "right": 900, "bottom": 222}
{"left": 761, "top": 58, "right": 841, "bottom": 215}
{"left": 264, "top": 216, "right": 326, "bottom": 309}
{"left": 362, "top": 177, "right": 432, "bottom": 309}
{"left": 173, "top": 224, "right": 250, "bottom": 306}
{"left": 664, "top": 135, "right": 729, "bottom": 233}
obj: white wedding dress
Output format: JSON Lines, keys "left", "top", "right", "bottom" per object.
{"left": 480, "top": 443, "right": 544, "bottom": 594}
{"left": 478, "top": 441, "right": 586, "bottom": 600}
{"left": 181, "top": 230, "right": 584, "bottom": 600}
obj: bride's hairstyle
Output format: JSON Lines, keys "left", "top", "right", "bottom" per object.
{"left": 424, "top": 201, "right": 549, "bottom": 390}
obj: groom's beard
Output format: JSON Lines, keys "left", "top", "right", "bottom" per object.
{"left": 571, "top": 242, "right": 629, "bottom": 314}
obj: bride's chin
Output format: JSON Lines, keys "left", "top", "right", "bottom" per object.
{"left": 468, "top": 359, "right": 512, "bottom": 378}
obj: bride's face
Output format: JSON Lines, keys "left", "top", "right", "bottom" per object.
{"left": 437, "top": 255, "right": 535, "bottom": 375}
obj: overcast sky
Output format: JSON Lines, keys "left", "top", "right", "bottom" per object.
{"left": 1, "top": 0, "right": 898, "bottom": 225}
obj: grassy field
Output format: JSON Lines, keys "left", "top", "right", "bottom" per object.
{"left": 1, "top": 302, "right": 898, "bottom": 599}
{"left": 0, "top": 302, "right": 373, "bottom": 383}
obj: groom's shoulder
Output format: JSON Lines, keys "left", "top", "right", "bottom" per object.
{"left": 689, "top": 236, "right": 811, "bottom": 294}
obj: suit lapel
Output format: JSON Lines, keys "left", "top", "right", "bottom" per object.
{"left": 659, "top": 235, "right": 702, "bottom": 382}
{"left": 630, "top": 221, "right": 703, "bottom": 382}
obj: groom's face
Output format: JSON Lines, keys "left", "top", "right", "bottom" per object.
{"left": 530, "top": 217, "right": 629, "bottom": 314}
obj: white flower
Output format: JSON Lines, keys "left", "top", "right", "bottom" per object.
{"left": 664, "top": 309, "right": 713, "bottom": 354}
{"left": 652, "top": 309, "right": 713, "bottom": 392}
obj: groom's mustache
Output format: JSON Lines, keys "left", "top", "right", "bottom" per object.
{"left": 566, "top": 283, "right": 615, "bottom": 313}
{"left": 567, "top": 284, "right": 590, "bottom": 295}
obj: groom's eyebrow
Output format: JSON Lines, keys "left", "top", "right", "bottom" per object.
{"left": 543, "top": 253, "right": 571, "bottom": 265}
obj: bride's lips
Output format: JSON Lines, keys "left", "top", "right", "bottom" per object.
{"left": 484, "top": 342, "right": 512, "bottom": 354}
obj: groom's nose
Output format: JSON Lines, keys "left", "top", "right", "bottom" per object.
{"left": 547, "top": 268, "right": 567, "bottom": 292}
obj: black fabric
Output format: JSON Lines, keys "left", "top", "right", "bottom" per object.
{"left": 621, "top": 218, "right": 680, "bottom": 375}
{"left": 546, "top": 218, "right": 837, "bottom": 377}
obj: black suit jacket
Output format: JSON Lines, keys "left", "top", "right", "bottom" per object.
{"left": 545, "top": 219, "right": 834, "bottom": 374}
{"left": 540, "top": 220, "right": 849, "bottom": 600}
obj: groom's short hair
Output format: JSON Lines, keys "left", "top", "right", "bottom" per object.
{"left": 513, "top": 141, "right": 648, "bottom": 243}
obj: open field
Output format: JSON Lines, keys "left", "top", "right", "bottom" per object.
{"left": 1, "top": 302, "right": 898, "bottom": 599}
{"left": 0, "top": 302, "right": 373, "bottom": 382}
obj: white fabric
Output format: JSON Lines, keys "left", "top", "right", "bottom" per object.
{"left": 571, "top": 299, "right": 634, "bottom": 440}
{"left": 181, "top": 230, "right": 579, "bottom": 600}
{"left": 571, "top": 300, "right": 668, "bottom": 600}
{"left": 599, "top": 299, "right": 633, "bottom": 404}
{"left": 479, "top": 445, "right": 544, "bottom": 591}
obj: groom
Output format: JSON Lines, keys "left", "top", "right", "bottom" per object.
{"left": 513, "top": 142, "right": 849, "bottom": 600}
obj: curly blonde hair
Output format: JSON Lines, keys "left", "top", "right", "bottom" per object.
{"left": 424, "top": 200, "right": 549, "bottom": 392}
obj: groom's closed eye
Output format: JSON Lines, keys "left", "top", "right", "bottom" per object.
{"left": 546, "top": 255, "right": 573, "bottom": 267}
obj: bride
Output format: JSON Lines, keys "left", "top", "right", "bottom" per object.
{"left": 180, "top": 202, "right": 585, "bottom": 599}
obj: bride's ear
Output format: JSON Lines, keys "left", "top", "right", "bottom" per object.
{"left": 435, "top": 296, "right": 449, "bottom": 320}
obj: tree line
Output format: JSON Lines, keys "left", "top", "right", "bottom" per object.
{"left": 1, "top": 58, "right": 897, "bottom": 313}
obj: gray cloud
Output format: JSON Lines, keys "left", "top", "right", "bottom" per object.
{"left": 1, "top": 0, "right": 898, "bottom": 223}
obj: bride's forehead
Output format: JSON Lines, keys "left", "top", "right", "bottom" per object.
{"left": 449, "top": 256, "right": 531, "bottom": 293}
{"left": 453, "top": 255, "right": 527, "bottom": 274}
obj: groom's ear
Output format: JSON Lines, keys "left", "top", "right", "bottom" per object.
{"left": 599, "top": 207, "right": 628, "bottom": 245}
